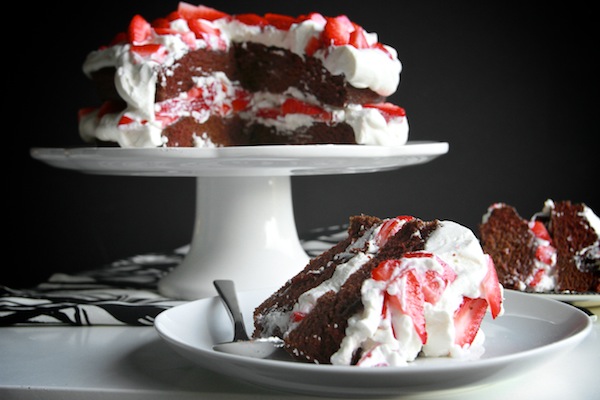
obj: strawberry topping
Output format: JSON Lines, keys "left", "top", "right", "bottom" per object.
{"left": 375, "top": 216, "right": 414, "bottom": 247}
{"left": 480, "top": 255, "right": 503, "bottom": 319}
{"left": 454, "top": 297, "right": 488, "bottom": 346}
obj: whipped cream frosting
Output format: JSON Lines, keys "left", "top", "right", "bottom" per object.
{"left": 79, "top": 4, "right": 407, "bottom": 148}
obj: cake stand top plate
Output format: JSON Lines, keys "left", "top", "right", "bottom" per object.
{"left": 30, "top": 142, "right": 449, "bottom": 177}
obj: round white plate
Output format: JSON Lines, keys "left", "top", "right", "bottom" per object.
{"left": 30, "top": 141, "right": 448, "bottom": 177}
{"left": 154, "top": 288, "right": 592, "bottom": 397}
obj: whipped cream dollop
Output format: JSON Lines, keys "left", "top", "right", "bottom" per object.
{"left": 79, "top": 3, "right": 407, "bottom": 148}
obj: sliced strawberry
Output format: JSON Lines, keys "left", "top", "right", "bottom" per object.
{"left": 77, "top": 107, "right": 96, "bottom": 120}
{"left": 292, "top": 311, "right": 306, "bottom": 323}
{"left": 528, "top": 268, "right": 546, "bottom": 288}
{"left": 454, "top": 297, "right": 487, "bottom": 346}
{"left": 403, "top": 252, "right": 456, "bottom": 305}
{"left": 264, "top": 13, "right": 297, "bottom": 30}
{"left": 300, "top": 12, "right": 327, "bottom": 26}
{"left": 480, "top": 255, "right": 502, "bottom": 319}
{"left": 322, "top": 15, "right": 354, "bottom": 46}
{"left": 130, "top": 43, "right": 163, "bottom": 57}
{"left": 372, "top": 259, "right": 402, "bottom": 281}
{"left": 255, "top": 108, "right": 280, "bottom": 120}
{"left": 349, "top": 25, "right": 370, "bottom": 49}
{"left": 375, "top": 215, "right": 413, "bottom": 247}
{"left": 535, "top": 244, "right": 556, "bottom": 265}
{"left": 151, "top": 17, "right": 171, "bottom": 30}
{"left": 373, "top": 42, "right": 394, "bottom": 59}
{"left": 128, "top": 14, "right": 152, "bottom": 45}
{"left": 188, "top": 18, "right": 221, "bottom": 41}
{"left": 109, "top": 31, "right": 128, "bottom": 46}
{"left": 529, "top": 220, "right": 552, "bottom": 241}
{"left": 363, "top": 102, "right": 407, "bottom": 122}
{"left": 117, "top": 115, "right": 135, "bottom": 126}
{"left": 387, "top": 270, "right": 427, "bottom": 344}
{"left": 234, "top": 13, "right": 268, "bottom": 27}
{"left": 304, "top": 36, "right": 321, "bottom": 56}
{"left": 177, "top": 2, "right": 229, "bottom": 21}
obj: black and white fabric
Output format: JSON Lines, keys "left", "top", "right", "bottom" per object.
{"left": 0, "top": 226, "right": 346, "bottom": 326}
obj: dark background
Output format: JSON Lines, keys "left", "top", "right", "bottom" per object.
{"left": 16, "top": 1, "right": 596, "bottom": 288}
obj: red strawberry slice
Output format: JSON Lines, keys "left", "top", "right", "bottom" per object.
{"left": 363, "top": 103, "right": 407, "bottom": 122}
{"left": 109, "top": 32, "right": 128, "bottom": 46}
{"left": 128, "top": 14, "right": 152, "bottom": 45}
{"left": 454, "top": 297, "right": 488, "bottom": 346}
{"left": 77, "top": 107, "right": 96, "bottom": 120}
{"left": 402, "top": 252, "right": 456, "bottom": 304}
{"left": 264, "top": 13, "right": 297, "bottom": 30}
{"left": 291, "top": 311, "right": 306, "bottom": 323}
{"left": 535, "top": 244, "right": 556, "bottom": 265}
{"left": 480, "top": 255, "right": 502, "bottom": 319}
{"left": 322, "top": 15, "right": 354, "bottom": 46}
{"left": 117, "top": 115, "right": 135, "bottom": 126}
{"left": 151, "top": 17, "right": 171, "bottom": 30}
{"left": 349, "top": 25, "right": 370, "bottom": 49}
{"left": 130, "top": 44, "right": 163, "bottom": 57}
{"left": 375, "top": 215, "right": 413, "bottom": 247}
{"left": 387, "top": 270, "right": 427, "bottom": 344}
{"left": 529, "top": 220, "right": 552, "bottom": 242}
{"left": 234, "top": 13, "right": 268, "bottom": 27}
{"left": 177, "top": 3, "right": 229, "bottom": 21}
{"left": 372, "top": 259, "right": 402, "bottom": 281}
{"left": 304, "top": 36, "right": 321, "bottom": 56}
{"left": 528, "top": 268, "right": 546, "bottom": 288}
{"left": 188, "top": 19, "right": 221, "bottom": 40}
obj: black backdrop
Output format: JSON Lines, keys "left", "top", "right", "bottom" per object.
{"left": 16, "top": 1, "right": 597, "bottom": 288}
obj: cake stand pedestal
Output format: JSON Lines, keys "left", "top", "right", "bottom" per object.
{"left": 158, "top": 176, "right": 308, "bottom": 299}
{"left": 31, "top": 143, "right": 448, "bottom": 299}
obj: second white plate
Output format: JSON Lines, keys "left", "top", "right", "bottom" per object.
{"left": 154, "top": 288, "right": 592, "bottom": 397}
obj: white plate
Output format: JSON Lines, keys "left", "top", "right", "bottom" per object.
{"left": 154, "top": 288, "right": 592, "bottom": 397}
{"left": 30, "top": 141, "right": 448, "bottom": 177}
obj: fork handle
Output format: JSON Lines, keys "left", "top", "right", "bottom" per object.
{"left": 213, "top": 280, "right": 251, "bottom": 341}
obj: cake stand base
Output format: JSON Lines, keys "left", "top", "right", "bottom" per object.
{"left": 157, "top": 176, "right": 310, "bottom": 300}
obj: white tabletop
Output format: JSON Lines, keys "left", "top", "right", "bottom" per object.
{"left": 1, "top": 317, "right": 599, "bottom": 400}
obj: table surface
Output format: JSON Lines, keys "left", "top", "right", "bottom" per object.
{"left": 1, "top": 316, "right": 599, "bottom": 400}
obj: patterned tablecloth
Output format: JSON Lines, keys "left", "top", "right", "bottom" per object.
{"left": 0, "top": 227, "right": 346, "bottom": 326}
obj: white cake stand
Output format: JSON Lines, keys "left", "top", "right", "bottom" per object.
{"left": 31, "top": 142, "right": 448, "bottom": 299}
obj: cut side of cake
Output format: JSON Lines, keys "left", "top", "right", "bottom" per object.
{"left": 79, "top": 3, "right": 409, "bottom": 148}
{"left": 479, "top": 200, "right": 600, "bottom": 293}
{"left": 252, "top": 215, "right": 503, "bottom": 366}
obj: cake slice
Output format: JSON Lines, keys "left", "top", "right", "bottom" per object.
{"left": 479, "top": 203, "right": 557, "bottom": 292}
{"left": 479, "top": 200, "right": 599, "bottom": 293}
{"left": 546, "top": 200, "right": 600, "bottom": 292}
{"left": 252, "top": 215, "right": 503, "bottom": 366}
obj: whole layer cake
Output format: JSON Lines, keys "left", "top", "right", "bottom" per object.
{"left": 79, "top": 3, "right": 409, "bottom": 148}
{"left": 479, "top": 200, "right": 600, "bottom": 293}
{"left": 252, "top": 215, "right": 503, "bottom": 366}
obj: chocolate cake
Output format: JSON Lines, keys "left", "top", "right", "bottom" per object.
{"left": 549, "top": 201, "right": 600, "bottom": 292}
{"left": 253, "top": 214, "right": 503, "bottom": 366}
{"left": 479, "top": 200, "right": 600, "bottom": 293}
{"left": 79, "top": 3, "right": 409, "bottom": 148}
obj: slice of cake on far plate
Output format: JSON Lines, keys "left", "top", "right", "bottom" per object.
{"left": 479, "top": 200, "right": 599, "bottom": 293}
{"left": 252, "top": 214, "right": 504, "bottom": 366}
